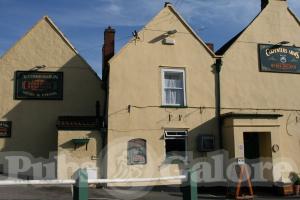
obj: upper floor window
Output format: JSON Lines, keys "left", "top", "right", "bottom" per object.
{"left": 161, "top": 68, "right": 186, "bottom": 106}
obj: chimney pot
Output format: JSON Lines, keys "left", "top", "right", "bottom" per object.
{"left": 261, "top": 0, "right": 269, "bottom": 10}
{"left": 164, "top": 2, "right": 171, "bottom": 7}
{"left": 261, "top": 0, "right": 287, "bottom": 10}
{"left": 206, "top": 43, "right": 214, "bottom": 52}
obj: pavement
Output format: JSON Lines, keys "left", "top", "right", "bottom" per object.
{"left": 0, "top": 185, "right": 300, "bottom": 199}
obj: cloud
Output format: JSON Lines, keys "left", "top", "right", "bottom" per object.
{"left": 49, "top": 0, "right": 261, "bottom": 35}
{"left": 0, "top": 0, "right": 299, "bottom": 75}
{"left": 52, "top": 0, "right": 162, "bottom": 27}
{"left": 179, "top": 0, "right": 259, "bottom": 24}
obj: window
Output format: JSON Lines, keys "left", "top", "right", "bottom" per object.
{"left": 164, "top": 130, "right": 187, "bottom": 161}
{"left": 198, "top": 135, "right": 215, "bottom": 152}
{"left": 161, "top": 68, "right": 186, "bottom": 106}
{"left": 128, "top": 139, "right": 147, "bottom": 165}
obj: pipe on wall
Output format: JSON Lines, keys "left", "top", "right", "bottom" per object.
{"left": 215, "top": 58, "right": 223, "bottom": 149}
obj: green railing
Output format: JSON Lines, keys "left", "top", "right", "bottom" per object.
{"left": 0, "top": 169, "right": 198, "bottom": 200}
{"left": 73, "top": 169, "right": 197, "bottom": 200}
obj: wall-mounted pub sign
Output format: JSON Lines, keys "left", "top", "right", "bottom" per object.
{"left": 0, "top": 121, "right": 12, "bottom": 138}
{"left": 128, "top": 139, "right": 147, "bottom": 165}
{"left": 258, "top": 44, "right": 300, "bottom": 74}
{"left": 15, "top": 71, "right": 63, "bottom": 100}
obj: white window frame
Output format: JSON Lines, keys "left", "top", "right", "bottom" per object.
{"left": 164, "top": 130, "right": 188, "bottom": 161}
{"left": 161, "top": 68, "right": 186, "bottom": 106}
{"left": 164, "top": 130, "right": 188, "bottom": 139}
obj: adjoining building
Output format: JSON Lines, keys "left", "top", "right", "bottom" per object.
{"left": 1, "top": 0, "right": 300, "bottom": 191}
{"left": 218, "top": 0, "right": 300, "bottom": 185}
{"left": 103, "top": 0, "right": 300, "bottom": 187}
{"left": 103, "top": 3, "right": 218, "bottom": 186}
{"left": 0, "top": 16, "right": 105, "bottom": 179}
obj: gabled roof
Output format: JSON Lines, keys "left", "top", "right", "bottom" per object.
{"left": 216, "top": 12, "right": 261, "bottom": 56}
{"left": 0, "top": 16, "right": 100, "bottom": 80}
{"left": 166, "top": 4, "right": 217, "bottom": 57}
{"left": 288, "top": 7, "right": 300, "bottom": 26}
{"left": 109, "top": 4, "right": 219, "bottom": 64}
{"left": 43, "top": 16, "right": 79, "bottom": 55}
{"left": 216, "top": 2, "right": 300, "bottom": 56}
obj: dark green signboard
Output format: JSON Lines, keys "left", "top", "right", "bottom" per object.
{"left": 15, "top": 71, "right": 63, "bottom": 100}
{"left": 0, "top": 121, "right": 12, "bottom": 138}
{"left": 259, "top": 44, "right": 300, "bottom": 73}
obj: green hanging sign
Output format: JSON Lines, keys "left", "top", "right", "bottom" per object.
{"left": 15, "top": 71, "right": 63, "bottom": 100}
{"left": 258, "top": 44, "right": 300, "bottom": 74}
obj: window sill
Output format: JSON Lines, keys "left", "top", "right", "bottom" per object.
{"left": 161, "top": 105, "right": 187, "bottom": 109}
{"left": 162, "top": 159, "right": 188, "bottom": 165}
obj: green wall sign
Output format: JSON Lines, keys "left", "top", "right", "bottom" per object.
{"left": 0, "top": 121, "right": 12, "bottom": 138}
{"left": 15, "top": 71, "right": 63, "bottom": 100}
{"left": 258, "top": 44, "right": 300, "bottom": 74}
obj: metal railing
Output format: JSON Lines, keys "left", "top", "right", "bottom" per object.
{"left": 0, "top": 170, "right": 198, "bottom": 200}
{"left": 0, "top": 179, "right": 75, "bottom": 186}
{"left": 88, "top": 175, "right": 187, "bottom": 184}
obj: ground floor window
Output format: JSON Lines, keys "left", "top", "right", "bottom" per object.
{"left": 164, "top": 130, "right": 187, "bottom": 162}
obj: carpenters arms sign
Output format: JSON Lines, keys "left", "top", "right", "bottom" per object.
{"left": 258, "top": 44, "right": 300, "bottom": 74}
{"left": 15, "top": 71, "right": 63, "bottom": 100}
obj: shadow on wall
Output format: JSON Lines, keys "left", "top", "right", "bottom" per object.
{"left": 0, "top": 55, "right": 103, "bottom": 179}
{"left": 58, "top": 130, "right": 102, "bottom": 180}
{"left": 187, "top": 118, "right": 218, "bottom": 159}
{"left": 159, "top": 117, "right": 218, "bottom": 177}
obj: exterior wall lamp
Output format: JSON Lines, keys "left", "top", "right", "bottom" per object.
{"left": 278, "top": 41, "right": 290, "bottom": 45}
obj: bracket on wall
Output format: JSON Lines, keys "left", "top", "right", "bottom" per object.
{"left": 272, "top": 144, "right": 279, "bottom": 153}
{"left": 72, "top": 138, "right": 90, "bottom": 150}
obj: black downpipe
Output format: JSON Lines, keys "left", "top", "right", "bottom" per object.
{"left": 215, "top": 58, "right": 223, "bottom": 149}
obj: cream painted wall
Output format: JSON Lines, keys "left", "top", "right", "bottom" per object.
{"left": 221, "top": 0, "right": 300, "bottom": 182}
{"left": 107, "top": 5, "right": 216, "bottom": 185}
{"left": 0, "top": 17, "right": 104, "bottom": 178}
{"left": 57, "top": 130, "right": 101, "bottom": 179}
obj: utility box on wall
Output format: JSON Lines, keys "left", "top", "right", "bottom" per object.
{"left": 197, "top": 135, "right": 215, "bottom": 152}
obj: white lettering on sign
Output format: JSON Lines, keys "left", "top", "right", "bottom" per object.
{"left": 266, "top": 47, "right": 300, "bottom": 59}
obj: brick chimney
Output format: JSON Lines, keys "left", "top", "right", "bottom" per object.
{"left": 102, "top": 26, "right": 115, "bottom": 88}
{"left": 261, "top": 0, "right": 268, "bottom": 10}
{"left": 102, "top": 26, "right": 115, "bottom": 128}
{"left": 206, "top": 43, "right": 214, "bottom": 52}
{"left": 262, "top": 0, "right": 287, "bottom": 10}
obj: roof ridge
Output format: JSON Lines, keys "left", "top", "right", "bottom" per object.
{"left": 216, "top": 1, "right": 295, "bottom": 56}
{"left": 166, "top": 4, "right": 217, "bottom": 57}
{"left": 216, "top": 11, "right": 261, "bottom": 56}
{"left": 43, "top": 16, "right": 101, "bottom": 80}
{"left": 0, "top": 17, "right": 45, "bottom": 61}
{"left": 0, "top": 16, "right": 101, "bottom": 80}
{"left": 109, "top": 4, "right": 219, "bottom": 64}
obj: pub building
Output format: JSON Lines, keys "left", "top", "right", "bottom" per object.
{"left": 103, "top": 0, "right": 300, "bottom": 191}
{"left": 0, "top": 16, "right": 105, "bottom": 179}
{"left": 1, "top": 0, "right": 300, "bottom": 194}
{"left": 217, "top": 0, "right": 300, "bottom": 187}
